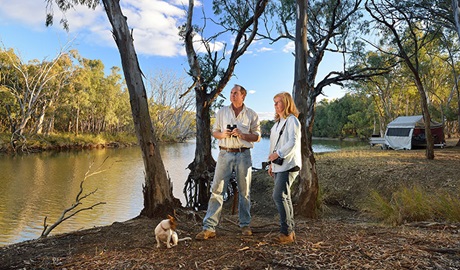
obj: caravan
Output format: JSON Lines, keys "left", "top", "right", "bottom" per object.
{"left": 384, "top": 115, "right": 445, "bottom": 150}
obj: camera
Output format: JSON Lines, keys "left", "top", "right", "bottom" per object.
{"left": 266, "top": 157, "right": 284, "bottom": 166}
{"left": 227, "top": 124, "right": 237, "bottom": 137}
{"left": 271, "top": 157, "right": 284, "bottom": 165}
{"left": 269, "top": 150, "right": 284, "bottom": 165}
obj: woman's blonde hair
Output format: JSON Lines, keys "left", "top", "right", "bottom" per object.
{"left": 274, "top": 92, "right": 299, "bottom": 122}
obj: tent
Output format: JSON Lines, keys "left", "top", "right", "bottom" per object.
{"left": 384, "top": 115, "right": 445, "bottom": 150}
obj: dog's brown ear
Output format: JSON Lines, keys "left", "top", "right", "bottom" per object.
{"left": 167, "top": 214, "right": 175, "bottom": 220}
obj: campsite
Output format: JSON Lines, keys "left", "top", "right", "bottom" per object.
{"left": 370, "top": 115, "right": 446, "bottom": 150}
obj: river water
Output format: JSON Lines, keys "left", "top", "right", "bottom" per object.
{"left": 0, "top": 138, "right": 364, "bottom": 246}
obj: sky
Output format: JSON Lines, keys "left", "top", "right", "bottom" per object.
{"left": 0, "top": 0, "right": 346, "bottom": 120}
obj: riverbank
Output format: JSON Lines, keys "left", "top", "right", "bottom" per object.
{"left": 0, "top": 133, "right": 138, "bottom": 154}
{"left": 1, "top": 140, "right": 459, "bottom": 269}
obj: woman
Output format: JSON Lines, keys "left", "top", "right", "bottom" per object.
{"left": 268, "top": 92, "right": 302, "bottom": 244}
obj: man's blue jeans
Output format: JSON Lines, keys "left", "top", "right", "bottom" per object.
{"left": 203, "top": 149, "right": 252, "bottom": 231}
{"left": 273, "top": 170, "right": 298, "bottom": 235}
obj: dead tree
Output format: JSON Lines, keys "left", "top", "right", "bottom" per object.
{"left": 40, "top": 158, "right": 107, "bottom": 238}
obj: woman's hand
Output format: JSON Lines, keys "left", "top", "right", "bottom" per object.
{"left": 268, "top": 152, "right": 279, "bottom": 162}
{"left": 268, "top": 164, "right": 274, "bottom": 177}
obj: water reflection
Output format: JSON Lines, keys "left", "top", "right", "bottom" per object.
{"left": 0, "top": 138, "right": 365, "bottom": 246}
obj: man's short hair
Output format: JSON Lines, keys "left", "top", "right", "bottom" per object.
{"left": 234, "top": 84, "right": 247, "bottom": 97}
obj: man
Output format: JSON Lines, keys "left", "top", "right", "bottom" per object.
{"left": 195, "top": 84, "right": 261, "bottom": 240}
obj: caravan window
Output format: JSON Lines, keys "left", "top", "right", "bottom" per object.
{"left": 386, "top": 128, "right": 411, "bottom": 137}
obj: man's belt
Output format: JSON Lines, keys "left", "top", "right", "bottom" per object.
{"left": 219, "top": 147, "right": 250, "bottom": 152}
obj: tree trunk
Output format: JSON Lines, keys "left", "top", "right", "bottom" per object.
{"left": 34, "top": 102, "right": 49, "bottom": 135}
{"left": 14, "top": 113, "right": 31, "bottom": 137}
{"left": 293, "top": 89, "right": 319, "bottom": 218}
{"left": 292, "top": 0, "right": 318, "bottom": 219}
{"left": 455, "top": 0, "right": 460, "bottom": 144}
{"left": 185, "top": 88, "right": 216, "bottom": 209}
{"left": 75, "top": 106, "right": 80, "bottom": 136}
{"left": 414, "top": 78, "right": 435, "bottom": 159}
{"left": 458, "top": 97, "right": 460, "bottom": 146}
{"left": 46, "top": 112, "right": 55, "bottom": 135}
{"left": 102, "top": 0, "right": 178, "bottom": 217}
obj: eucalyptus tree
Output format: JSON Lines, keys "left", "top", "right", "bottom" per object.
{"left": 81, "top": 59, "right": 105, "bottom": 133}
{"left": 421, "top": 37, "right": 457, "bottom": 127}
{"left": 0, "top": 48, "right": 20, "bottom": 134}
{"left": 365, "top": 0, "right": 441, "bottom": 159}
{"left": 0, "top": 45, "right": 73, "bottom": 151}
{"left": 262, "top": 0, "right": 387, "bottom": 217}
{"left": 95, "top": 66, "right": 125, "bottom": 133}
{"left": 33, "top": 52, "right": 77, "bottom": 135}
{"left": 46, "top": 0, "right": 178, "bottom": 217}
{"left": 146, "top": 70, "right": 195, "bottom": 142}
{"left": 113, "top": 87, "right": 133, "bottom": 133}
{"left": 181, "top": 0, "right": 268, "bottom": 208}
{"left": 347, "top": 51, "right": 418, "bottom": 134}
{"left": 401, "top": 0, "right": 460, "bottom": 143}
{"left": 314, "top": 93, "right": 374, "bottom": 138}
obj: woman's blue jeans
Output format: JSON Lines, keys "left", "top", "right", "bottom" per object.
{"left": 202, "top": 149, "right": 252, "bottom": 231}
{"left": 273, "top": 170, "right": 298, "bottom": 235}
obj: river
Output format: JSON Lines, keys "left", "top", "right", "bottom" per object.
{"left": 0, "top": 138, "right": 364, "bottom": 246}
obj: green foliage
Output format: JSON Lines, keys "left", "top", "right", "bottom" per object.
{"left": 212, "top": 0, "right": 254, "bottom": 28}
{"left": 313, "top": 93, "right": 374, "bottom": 138}
{"left": 0, "top": 47, "right": 196, "bottom": 144}
{"left": 45, "top": 0, "right": 100, "bottom": 30}
{"left": 260, "top": 119, "right": 275, "bottom": 137}
{"left": 363, "top": 186, "right": 460, "bottom": 225}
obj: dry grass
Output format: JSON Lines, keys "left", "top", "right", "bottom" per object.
{"left": 362, "top": 186, "right": 460, "bottom": 225}
{"left": 316, "top": 139, "right": 460, "bottom": 214}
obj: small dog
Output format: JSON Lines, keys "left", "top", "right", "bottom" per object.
{"left": 155, "top": 215, "right": 191, "bottom": 248}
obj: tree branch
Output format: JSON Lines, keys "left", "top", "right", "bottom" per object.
{"left": 40, "top": 158, "right": 108, "bottom": 238}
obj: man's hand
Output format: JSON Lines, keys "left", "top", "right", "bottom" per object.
{"left": 231, "top": 128, "right": 242, "bottom": 138}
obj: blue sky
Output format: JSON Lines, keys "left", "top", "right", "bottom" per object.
{"left": 0, "top": 0, "right": 346, "bottom": 120}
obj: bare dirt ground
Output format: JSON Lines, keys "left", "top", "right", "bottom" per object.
{"left": 1, "top": 139, "right": 459, "bottom": 270}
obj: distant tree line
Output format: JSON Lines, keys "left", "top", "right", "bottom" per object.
{"left": 314, "top": 91, "right": 458, "bottom": 140}
{"left": 262, "top": 89, "right": 458, "bottom": 140}
{"left": 313, "top": 94, "right": 375, "bottom": 139}
{"left": 0, "top": 47, "right": 195, "bottom": 145}
{"left": 2, "top": 44, "right": 458, "bottom": 145}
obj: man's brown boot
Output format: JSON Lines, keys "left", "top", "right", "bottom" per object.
{"left": 195, "top": 230, "right": 216, "bottom": 240}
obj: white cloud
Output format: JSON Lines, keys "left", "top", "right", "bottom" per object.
{"left": 257, "top": 112, "right": 273, "bottom": 121}
{"left": 0, "top": 0, "right": 258, "bottom": 59}
{"left": 0, "top": 0, "right": 190, "bottom": 57}
{"left": 0, "top": 0, "right": 44, "bottom": 28}
{"left": 258, "top": 47, "right": 272, "bottom": 52}
{"left": 283, "top": 41, "right": 295, "bottom": 53}
{"left": 248, "top": 90, "right": 256, "bottom": 94}
{"left": 192, "top": 35, "right": 226, "bottom": 55}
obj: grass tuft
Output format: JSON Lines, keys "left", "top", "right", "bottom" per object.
{"left": 432, "top": 190, "right": 460, "bottom": 222}
{"left": 362, "top": 185, "right": 460, "bottom": 225}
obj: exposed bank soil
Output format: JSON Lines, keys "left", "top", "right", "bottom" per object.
{"left": 0, "top": 141, "right": 136, "bottom": 154}
{"left": 1, "top": 142, "right": 460, "bottom": 269}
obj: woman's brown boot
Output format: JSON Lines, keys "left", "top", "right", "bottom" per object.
{"left": 278, "top": 232, "right": 295, "bottom": 244}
